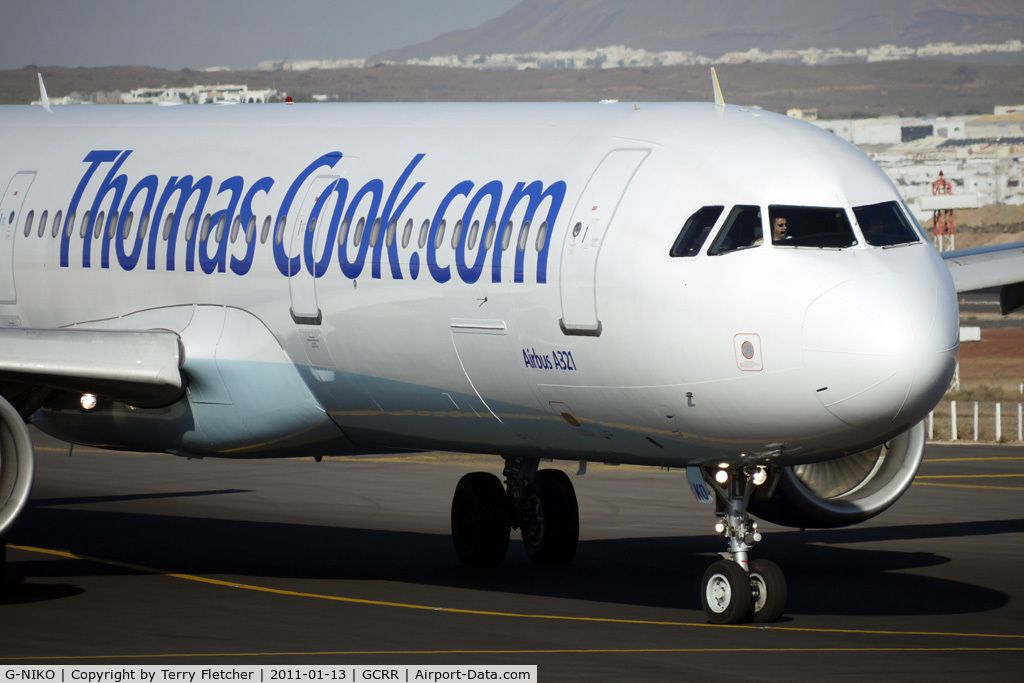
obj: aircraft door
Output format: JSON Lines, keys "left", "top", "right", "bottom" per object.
{"left": 288, "top": 174, "right": 340, "bottom": 325}
{"left": 558, "top": 149, "right": 648, "bottom": 335}
{"left": 0, "top": 172, "right": 36, "bottom": 304}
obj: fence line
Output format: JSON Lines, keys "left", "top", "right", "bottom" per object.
{"left": 927, "top": 401, "right": 1024, "bottom": 443}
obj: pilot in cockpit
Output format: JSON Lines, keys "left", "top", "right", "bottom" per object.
{"left": 772, "top": 215, "right": 789, "bottom": 243}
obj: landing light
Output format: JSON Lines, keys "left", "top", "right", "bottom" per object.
{"left": 80, "top": 393, "right": 97, "bottom": 410}
{"left": 752, "top": 467, "right": 768, "bottom": 486}
{"left": 714, "top": 469, "right": 729, "bottom": 485}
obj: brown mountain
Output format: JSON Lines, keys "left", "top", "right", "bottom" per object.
{"left": 372, "top": 0, "right": 1024, "bottom": 62}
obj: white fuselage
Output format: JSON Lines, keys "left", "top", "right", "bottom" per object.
{"left": 0, "top": 102, "right": 959, "bottom": 467}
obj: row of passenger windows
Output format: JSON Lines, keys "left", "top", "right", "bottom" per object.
{"left": 306, "top": 214, "right": 551, "bottom": 254}
{"left": 14, "top": 208, "right": 551, "bottom": 254}
{"left": 669, "top": 200, "right": 920, "bottom": 257}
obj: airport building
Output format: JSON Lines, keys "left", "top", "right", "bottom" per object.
{"left": 121, "top": 84, "right": 280, "bottom": 104}
{"left": 807, "top": 109, "right": 1024, "bottom": 215}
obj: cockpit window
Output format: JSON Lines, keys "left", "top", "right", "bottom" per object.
{"left": 707, "top": 205, "right": 763, "bottom": 255}
{"left": 670, "top": 205, "right": 723, "bottom": 257}
{"left": 853, "top": 201, "right": 921, "bottom": 247}
{"left": 768, "top": 205, "right": 857, "bottom": 249}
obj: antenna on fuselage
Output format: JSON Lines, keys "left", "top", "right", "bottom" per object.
{"left": 711, "top": 67, "right": 725, "bottom": 109}
{"left": 37, "top": 73, "right": 52, "bottom": 115}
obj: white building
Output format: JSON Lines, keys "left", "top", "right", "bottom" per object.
{"left": 121, "top": 84, "right": 279, "bottom": 105}
{"left": 814, "top": 117, "right": 904, "bottom": 146}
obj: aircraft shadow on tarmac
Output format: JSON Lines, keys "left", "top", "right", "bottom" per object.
{"left": 4, "top": 495, "right": 1019, "bottom": 617}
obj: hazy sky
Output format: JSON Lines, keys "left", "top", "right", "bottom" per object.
{"left": 0, "top": 0, "right": 520, "bottom": 70}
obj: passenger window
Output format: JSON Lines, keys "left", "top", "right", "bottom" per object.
{"left": 274, "top": 216, "right": 287, "bottom": 245}
{"left": 467, "top": 220, "right": 479, "bottom": 250}
{"left": 707, "top": 205, "right": 762, "bottom": 255}
{"left": 230, "top": 216, "right": 242, "bottom": 243}
{"left": 402, "top": 219, "right": 413, "bottom": 248}
{"left": 53, "top": 210, "right": 63, "bottom": 238}
{"left": 451, "top": 219, "right": 463, "bottom": 249}
{"left": 215, "top": 215, "right": 226, "bottom": 242}
{"left": 518, "top": 221, "right": 531, "bottom": 252}
{"left": 261, "top": 216, "right": 271, "bottom": 244}
{"left": 502, "top": 221, "right": 513, "bottom": 250}
{"left": 434, "top": 220, "right": 446, "bottom": 249}
{"left": 186, "top": 214, "right": 197, "bottom": 242}
{"left": 369, "top": 218, "right": 381, "bottom": 247}
{"left": 95, "top": 210, "right": 105, "bottom": 239}
{"left": 80, "top": 211, "right": 91, "bottom": 239}
{"left": 418, "top": 220, "right": 429, "bottom": 249}
{"left": 353, "top": 217, "right": 365, "bottom": 246}
{"left": 107, "top": 211, "right": 119, "bottom": 238}
{"left": 535, "top": 221, "right": 548, "bottom": 252}
{"left": 139, "top": 213, "right": 150, "bottom": 240}
{"left": 23, "top": 210, "right": 34, "bottom": 237}
{"left": 769, "top": 205, "right": 857, "bottom": 248}
{"left": 484, "top": 221, "right": 496, "bottom": 250}
{"left": 386, "top": 219, "right": 397, "bottom": 248}
{"left": 38, "top": 210, "right": 48, "bottom": 238}
{"left": 245, "top": 216, "right": 256, "bottom": 244}
{"left": 122, "top": 212, "right": 134, "bottom": 239}
{"left": 853, "top": 201, "right": 921, "bottom": 247}
{"left": 163, "top": 213, "right": 175, "bottom": 241}
{"left": 670, "top": 205, "right": 723, "bottom": 257}
{"left": 66, "top": 211, "right": 76, "bottom": 238}
{"left": 337, "top": 216, "right": 350, "bottom": 246}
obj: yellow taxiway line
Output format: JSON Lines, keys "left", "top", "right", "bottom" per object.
{"left": 8, "top": 544, "right": 1024, "bottom": 648}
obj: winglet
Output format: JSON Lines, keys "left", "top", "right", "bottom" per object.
{"left": 711, "top": 68, "right": 725, "bottom": 108}
{"left": 38, "top": 73, "right": 52, "bottom": 114}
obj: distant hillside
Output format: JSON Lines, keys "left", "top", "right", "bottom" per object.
{"left": 373, "top": 0, "right": 1024, "bottom": 62}
{"left": 4, "top": 61, "right": 1024, "bottom": 121}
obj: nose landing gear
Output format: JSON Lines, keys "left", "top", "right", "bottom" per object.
{"left": 699, "top": 465, "right": 787, "bottom": 624}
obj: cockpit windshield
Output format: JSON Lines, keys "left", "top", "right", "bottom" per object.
{"left": 707, "top": 205, "right": 763, "bottom": 255}
{"left": 670, "top": 205, "right": 723, "bottom": 257}
{"left": 768, "top": 205, "right": 857, "bottom": 249}
{"left": 852, "top": 201, "right": 921, "bottom": 247}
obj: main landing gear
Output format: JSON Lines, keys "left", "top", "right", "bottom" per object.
{"left": 451, "top": 457, "right": 579, "bottom": 567}
{"left": 700, "top": 465, "right": 787, "bottom": 624}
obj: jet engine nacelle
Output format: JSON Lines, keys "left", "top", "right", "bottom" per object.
{"left": 0, "top": 394, "right": 35, "bottom": 537}
{"left": 749, "top": 421, "right": 926, "bottom": 528}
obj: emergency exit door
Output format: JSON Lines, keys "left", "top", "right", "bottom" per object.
{"left": 0, "top": 172, "right": 35, "bottom": 303}
{"left": 558, "top": 149, "right": 648, "bottom": 335}
{"left": 288, "top": 174, "right": 341, "bottom": 325}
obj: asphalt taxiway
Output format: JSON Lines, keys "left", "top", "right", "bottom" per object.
{"left": 2, "top": 430, "right": 1023, "bottom": 680}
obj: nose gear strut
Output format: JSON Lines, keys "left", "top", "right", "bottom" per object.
{"left": 699, "top": 464, "right": 787, "bottom": 624}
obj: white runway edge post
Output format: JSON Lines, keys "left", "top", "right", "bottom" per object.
{"left": 996, "top": 403, "right": 1002, "bottom": 443}
{"left": 951, "top": 401, "right": 958, "bottom": 441}
{"left": 974, "top": 401, "right": 979, "bottom": 442}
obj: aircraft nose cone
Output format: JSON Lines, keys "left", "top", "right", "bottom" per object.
{"left": 802, "top": 272, "right": 957, "bottom": 429}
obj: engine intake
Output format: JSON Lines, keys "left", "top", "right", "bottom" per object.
{"left": 749, "top": 421, "right": 925, "bottom": 528}
{"left": 0, "top": 394, "right": 35, "bottom": 537}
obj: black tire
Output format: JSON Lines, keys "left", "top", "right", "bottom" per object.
{"left": 701, "top": 559, "right": 752, "bottom": 624}
{"left": 749, "top": 558, "right": 787, "bottom": 623}
{"left": 521, "top": 469, "right": 579, "bottom": 565}
{"left": 451, "top": 472, "right": 510, "bottom": 567}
